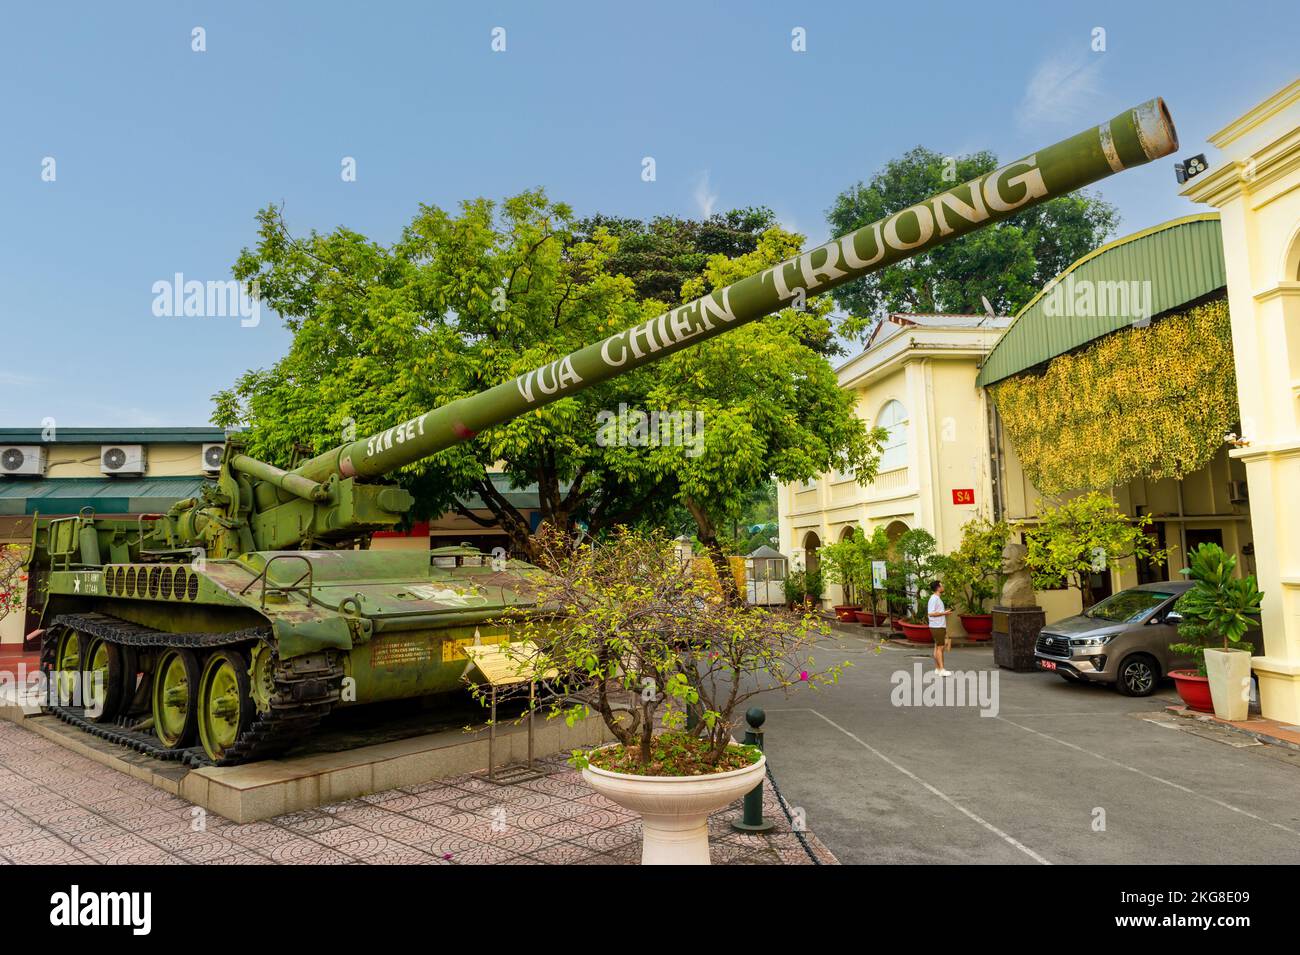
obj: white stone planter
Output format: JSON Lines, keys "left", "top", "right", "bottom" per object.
{"left": 582, "top": 751, "right": 766, "bottom": 865}
{"left": 1204, "top": 648, "right": 1252, "bottom": 722}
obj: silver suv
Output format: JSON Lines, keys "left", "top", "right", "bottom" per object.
{"left": 1034, "top": 582, "right": 1195, "bottom": 697}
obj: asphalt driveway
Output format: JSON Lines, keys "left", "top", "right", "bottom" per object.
{"left": 752, "top": 626, "right": 1300, "bottom": 865}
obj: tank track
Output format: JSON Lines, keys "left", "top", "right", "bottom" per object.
{"left": 41, "top": 612, "right": 343, "bottom": 767}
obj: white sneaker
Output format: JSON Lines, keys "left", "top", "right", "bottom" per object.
{"left": 935, "top": 668, "right": 951, "bottom": 676}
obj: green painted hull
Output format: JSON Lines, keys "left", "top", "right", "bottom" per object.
{"left": 38, "top": 542, "right": 538, "bottom": 707}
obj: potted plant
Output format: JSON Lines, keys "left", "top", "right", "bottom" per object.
{"left": 851, "top": 527, "right": 892, "bottom": 626}
{"left": 494, "top": 528, "right": 845, "bottom": 865}
{"left": 889, "top": 529, "right": 942, "bottom": 642}
{"left": 882, "top": 562, "right": 910, "bottom": 632}
{"left": 783, "top": 570, "right": 806, "bottom": 610}
{"left": 940, "top": 520, "right": 1009, "bottom": 640}
{"left": 819, "top": 532, "right": 865, "bottom": 621}
{"left": 1169, "top": 543, "right": 1262, "bottom": 721}
{"left": 802, "top": 568, "right": 824, "bottom": 610}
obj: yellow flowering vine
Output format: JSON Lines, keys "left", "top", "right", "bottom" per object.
{"left": 990, "top": 298, "right": 1237, "bottom": 493}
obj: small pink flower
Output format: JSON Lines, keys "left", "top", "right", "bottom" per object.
{"left": 799, "top": 671, "right": 809, "bottom": 682}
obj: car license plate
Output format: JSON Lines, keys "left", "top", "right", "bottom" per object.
{"left": 1039, "top": 660, "right": 1057, "bottom": 671}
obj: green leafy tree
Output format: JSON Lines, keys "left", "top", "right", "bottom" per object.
{"left": 0, "top": 545, "right": 27, "bottom": 621}
{"left": 1171, "top": 543, "right": 1264, "bottom": 675}
{"left": 939, "top": 519, "right": 1010, "bottom": 615}
{"left": 1022, "top": 492, "right": 1168, "bottom": 609}
{"left": 825, "top": 147, "right": 1118, "bottom": 337}
{"left": 214, "top": 194, "right": 880, "bottom": 570}
{"left": 574, "top": 208, "right": 777, "bottom": 303}
{"left": 820, "top": 533, "right": 868, "bottom": 608}
{"left": 597, "top": 226, "right": 887, "bottom": 598}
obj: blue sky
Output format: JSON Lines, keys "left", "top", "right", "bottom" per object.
{"left": 1, "top": 1, "right": 1295, "bottom": 427}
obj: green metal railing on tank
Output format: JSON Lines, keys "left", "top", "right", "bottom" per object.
{"left": 239, "top": 553, "right": 316, "bottom": 610}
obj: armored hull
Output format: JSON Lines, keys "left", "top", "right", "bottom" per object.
{"left": 38, "top": 522, "right": 538, "bottom": 765}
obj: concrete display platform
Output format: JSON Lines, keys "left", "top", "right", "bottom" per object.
{"left": 0, "top": 684, "right": 613, "bottom": 823}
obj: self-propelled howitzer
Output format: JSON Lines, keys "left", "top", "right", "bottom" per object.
{"left": 31, "top": 100, "right": 1177, "bottom": 764}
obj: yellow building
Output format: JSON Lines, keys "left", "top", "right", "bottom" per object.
{"left": 1181, "top": 78, "right": 1300, "bottom": 723}
{"left": 778, "top": 314, "right": 1010, "bottom": 629}
{"left": 785, "top": 216, "right": 1259, "bottom": 633}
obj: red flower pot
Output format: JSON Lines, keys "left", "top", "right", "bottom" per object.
{"left": 833, "top": 605, "right": 862, "bottom": 622}
{"left": 852, "top": 610, "right": 880, "bottom": 625}
{"left": 898, "top": 621, "right": 934, "bottom": 643}
{"left": 959, "top": 614, "right": 993, "bottom": 640}
{"left": 1169, "top": 670, "right": 1213, "bottom": 713}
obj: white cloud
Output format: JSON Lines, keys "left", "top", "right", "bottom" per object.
{"left": 1019, "top": 48, "right": 1105, "bottom": 129}
{"left": 692, "top": 170, "right": 718, "bottom": 218}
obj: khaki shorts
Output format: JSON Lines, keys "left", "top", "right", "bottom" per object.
{"left": 931, "top": 627, "right": 951, "bottom": 649}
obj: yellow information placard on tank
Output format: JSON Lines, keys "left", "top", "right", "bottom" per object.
{"left": 462, "top": 640, "right": 557, "bottom": 686}
{"left": 441, "top": 632, "right": 509, "bottom": 663}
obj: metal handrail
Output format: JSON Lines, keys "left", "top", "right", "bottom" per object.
{"left": 239, "top": 553, "right": 315, "bottom": 610}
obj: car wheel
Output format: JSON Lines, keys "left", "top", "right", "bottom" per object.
{"left": 1116, "top": 653, "right": 1160, "bottom": 697}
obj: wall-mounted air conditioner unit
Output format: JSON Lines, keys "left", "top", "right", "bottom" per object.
{"left": 1228, "top": 480, "right": 1249, "bottom": 505}
{"left": 100, "top": 445, "right": 146, "bottom": 476}
{"left": 0, "top": 446, "right": 47, "bottom": 477}
{"left": 201, "top": 443, "right": 225, "bottom": 475}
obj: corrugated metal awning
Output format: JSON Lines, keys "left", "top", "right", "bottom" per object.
{"left": 0, "top": 476, "right": 212, "bottom": 516}
{"left": 976, "top": 214, "right": 1226, "bottom": 387}
{"left": 0, "top": 427, "right": 228, "bottom": 444}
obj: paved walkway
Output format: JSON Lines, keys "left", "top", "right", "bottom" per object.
{"left": 0, "top": 721, "right": 835, "bottom": 865}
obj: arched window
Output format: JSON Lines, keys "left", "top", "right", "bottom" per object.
{"left": 876, "top": 400, "right": 909, "bottom": 472}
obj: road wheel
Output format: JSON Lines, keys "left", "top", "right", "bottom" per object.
{"left": 1116, "top": 653, "right": 1159, "bottom": 697}
{"left": 51, "top": 629, "right": 82, "bottom": 706}
{"left": 197, "top": 649, "right": 255, "bottom": 763}
{"left": 152, "top": 648, "right": 202, "bottom": 748}
{"left": 82, "top": 635, "right": 128, "bottom": 722}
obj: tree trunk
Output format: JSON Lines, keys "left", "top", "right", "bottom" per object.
{"left": 684, "top": 497, "right": 742, "bottom": 606}
{"left": 639, "top": 720, "right": 654, "bottom": 766}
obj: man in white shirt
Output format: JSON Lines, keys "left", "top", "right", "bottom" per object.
{"left": 927, "top": 580, "right": 954, "bottom": 675}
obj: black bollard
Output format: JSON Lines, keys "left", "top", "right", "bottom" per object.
{"left": 731, "top": 706, "right": 775, "bottom": 833}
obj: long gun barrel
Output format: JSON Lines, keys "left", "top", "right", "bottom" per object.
{"left": 293, "top": 99, "right": 1177, "bottom": 486}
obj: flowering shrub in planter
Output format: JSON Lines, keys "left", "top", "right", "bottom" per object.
{"left": 481, "top": 528, "right": 849, "bottom": 863}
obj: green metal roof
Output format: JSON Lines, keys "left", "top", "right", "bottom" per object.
{"left": 0, "top": 476, "right": 212, "bottom": 516}
{"left": 0, "top": 427, "right": 228, "bottom": 444}
{"left": 976, "top": 214, "right": 1226, "bottom": 387}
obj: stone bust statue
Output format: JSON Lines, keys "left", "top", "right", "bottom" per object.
{"left": 998, "top": 539, "right": 1037, "bottom": 608}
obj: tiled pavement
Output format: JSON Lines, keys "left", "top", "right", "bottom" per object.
{"left": 0, "top": 721, "right": 836, "bottom": 865}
